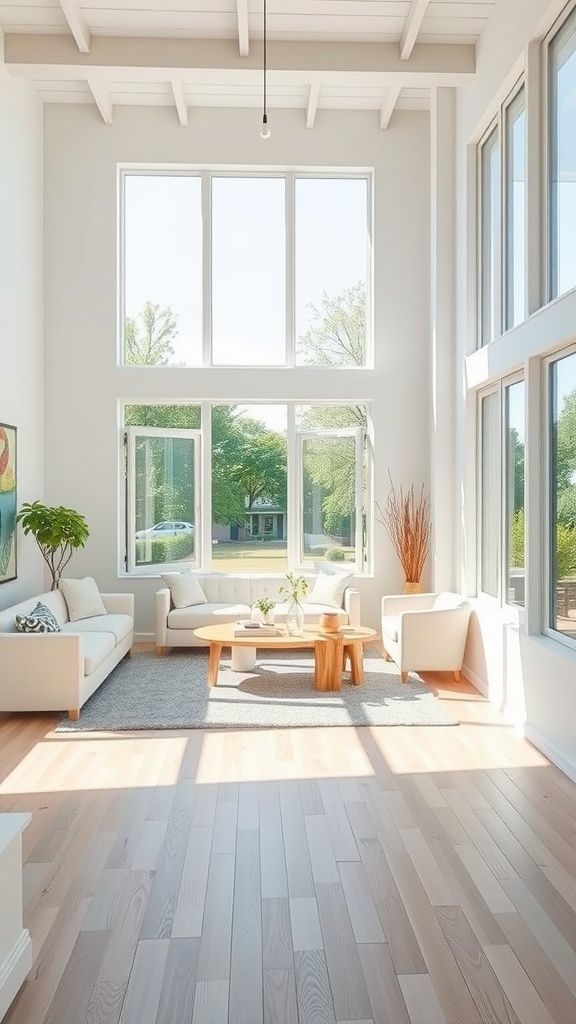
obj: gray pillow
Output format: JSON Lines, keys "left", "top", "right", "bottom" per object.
{"left": 15, "top": 601, "right": 62, "bottom": 634}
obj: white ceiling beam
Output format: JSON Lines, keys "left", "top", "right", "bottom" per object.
{"left": 400, "top": 0, "right": 431, "bottom": 60}
{"left": 171, "top": 79, "right": 188, "bottom": 126}
{"left": 237, "top": 0, "right": 249, "bottom": 57}
{"left": 59, "top": 0, "right": 91, "bottom": 54}
{"left": 379, "top": 84, "right": 401, "bottom": 129}
{"left": 306, "top": 82, "right": 320, "bottom": 129}
{"left": 87, "top": 78, "right": 113, "bottom": 123}
{"left": 5, "top": 36, "right": 475, "bottom": 82}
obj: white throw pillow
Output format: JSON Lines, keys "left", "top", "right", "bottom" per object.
{"left": 307, "top": 570, "right": 354, "bottom": 609}
{"left": 59, "top": 577, "right": 107, "bottom": 621}
{"left": 162, "top": 570, "right": 207, "bottom": 609}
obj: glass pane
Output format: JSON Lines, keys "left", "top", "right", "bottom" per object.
{"left": 301, "top": 435, "right": 357, "bottom": 566}
{"left": 133, "top": 435, "right": 196, "bottom": 568}
{"left": 505, "top": 90, "right": 526, "bottom": 329}
{"left": 212, "top": 178, "right": 285, "bottom": 365}
{"left": 480, "top": 129, "right": 501, "bottom": 346}
{"left": 505, "top": 381, "right": 525, "bottom": 606}
{"left": 550, "top": 10, "right": 576, "bottom": 299}
{"left": 550, "top": 352, "right": 576, "bottom": 636}
{"left": 124, "top": 175, "right": 202, "bottom": 366}
{"left": 295, "top": 178, "right": 368, "bottom": 366}
{"left": 211, "top": 405, "right": 288, "bottom": 571}
{"left": 481, "top": 391, "right": 500, "bottom": 596}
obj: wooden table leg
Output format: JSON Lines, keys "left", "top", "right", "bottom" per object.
{"left": 314, "top": 638, "right": 328, "bottom": 691}
{"left": 316, "top": 635, "right": 343, "bottom": 691}
{"left": 348, "top": 642, "right": 364, "bottom": 685}
{"left": 207, "top": 642, "right": 223, "bottom": 686}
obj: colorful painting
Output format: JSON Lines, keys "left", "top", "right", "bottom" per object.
{"left": 0, "top": 424, "right": 17, "bottom": 584}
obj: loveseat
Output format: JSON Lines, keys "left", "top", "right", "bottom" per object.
{"left": 156, "top": 571, "right": 361, "bottom": 653}
{"left": 0, "top": 589, "right": 134, "bottom": 719}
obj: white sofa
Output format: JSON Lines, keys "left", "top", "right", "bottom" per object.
{"left": 156, "top": 571, "right": 361, "bottom": 653}
{"left": 381, "top": 591, "right": 471, "bottom": 681}
{"left": 0, "top": 590, "right": 134, "bottom": 720}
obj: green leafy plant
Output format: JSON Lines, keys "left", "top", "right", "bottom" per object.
{"left": 254, "top": 596, "right": 275, "bottom": 616}
{"left": 326, "top": 547, "right": 346, "bottom": 561}
{"left": 16, "top": 501, "right": 90, "bottom": 590}
{"left": 279, "top": 572, "right": 309, "bottom": 605}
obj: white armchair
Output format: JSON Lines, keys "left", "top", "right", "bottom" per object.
{"left": 381, "top": 591, "right": 471, "bottom": 682}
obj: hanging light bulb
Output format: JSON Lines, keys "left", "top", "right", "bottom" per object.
{"left": 260, "top": 0, "right": 270, "bottom": 139}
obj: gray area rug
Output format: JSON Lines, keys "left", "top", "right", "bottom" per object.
{"left": 55, "top": 649, "right": 458, "bottom": 731}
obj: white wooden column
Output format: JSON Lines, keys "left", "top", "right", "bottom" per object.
{"left": 0, "top": 814, "right": 32, "bottom": 1022}
{"left": 430, "top": 86, "right": 457, "bottom": 591}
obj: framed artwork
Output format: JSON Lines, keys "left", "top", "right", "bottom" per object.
{"left": 0, "top": 423, "right": 17, "bottom": 584}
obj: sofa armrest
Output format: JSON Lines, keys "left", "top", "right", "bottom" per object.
{"left": 399, "top": 606, "right": 471, "bottom": 665}
{"left": 155, "top": 588, "right": 171, "bottom": 647}
{"left": 101, "top": 593, "right": 135, "bottom": 617}
{"left": 343, "top": 587, "right": 361, "bottom": 627}
{"left": 0, "top": 633, "right": 84, "bottom": 712}
{"left": 381, "top": 593, "right": 437, "bottom": 617}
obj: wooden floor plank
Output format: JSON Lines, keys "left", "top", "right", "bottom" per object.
{"left": 263, "top": 970, "right": 299, "bottom": 1024}
{"left": 118, "top": 939, "right": 169, "bottom": 1024}
{"left": 191, "top": 980, "right": 229, "bottom": 1024}
{"left": 195, "top": 853, "right": 235, "bottom": 982}
{"left": 315, "top": 882, "right": 373, "bottom": 1022}
{"left": 155, "top": 937, "right": 200, "bottom": 1024}
{"left": 398, "top": 974, "right": 447, "bottom": 1024}
{"left": 229, "top": 830, "right": 263, "bottom": 1024}
{"left": 295, "top": 949, "right": 337, "bottom": 1024}
{"left": 357, "top": 942, "right": 411, "bottom": 1024}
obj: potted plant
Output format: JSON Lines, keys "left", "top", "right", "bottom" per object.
{"left": 16, "top": 501, "right": 90, "bottom": 590}
{"left": 253, "top": 596, "right": 276, "bottom": 625}
{"left": 279, "top": 571, "right": 309, "bottom": 636}
{"left": 376, "top": 477, "right": 431, "bottom": 592}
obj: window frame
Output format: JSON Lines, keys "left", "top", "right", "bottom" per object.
{"left": 503, "top": 83, "right": 527, "bottom": 332}
{"left": 119, "top": 168, "right": 373, "bottom": 370}
{"left": 125, "top": 425, "right": 202, "bottom": 576}
{"left": 122, "top": 403, "right": 371, "bottom": 577}
{"left": 543, "top": 343, "right": 576, "bottom": 651}
{"left": 477, "top": 372, "right": 525, "bottom": 609}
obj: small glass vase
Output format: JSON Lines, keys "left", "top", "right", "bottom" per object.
{"left": 286, "top": 598, "right": 304, "bottom": 636}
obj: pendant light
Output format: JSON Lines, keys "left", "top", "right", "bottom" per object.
{"left": 260, "top": 0, "right": 271, "bottom": 139}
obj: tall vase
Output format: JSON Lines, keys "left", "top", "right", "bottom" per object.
{"left": 286, "top": 599, "right": 304, "bottom": 636}
{"left": 403, "top": 581, "right": 422, "bottom": 594}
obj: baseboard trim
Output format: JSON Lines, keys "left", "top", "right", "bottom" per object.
{"left": 523, "top": 723, "right": 576, "bottom": 783}
{"left": 0, "top": 930, "right": 32, "bottom": 1022}
{"left": 134, "top": 632, "right": 155, "bottom": 644}
{"left": 462, "top": 663, "right": 488, "bottom": 697}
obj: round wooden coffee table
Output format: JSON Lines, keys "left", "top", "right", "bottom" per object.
{"left": 193, "top": 623, "right": 377, "bottom": 691}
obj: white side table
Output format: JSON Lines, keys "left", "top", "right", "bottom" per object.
{"left": 0, "top": 813, "right": 32, "bottom": 1022}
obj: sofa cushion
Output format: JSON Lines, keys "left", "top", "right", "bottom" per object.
{"left": 62, "top": 613, "right": 133, "bottom": 645}
{"left": 382, "top": 615, "right": 399, "bottom": 643}
{"left": 162, "top": 570, "right": 208, "bottom": 609}
{"left": 59, "top": 577, "right": 107, "bottom": 621}
{"left": 80, "top": 632, "right": 116, "bottom": 675}
{"left": 307, "top": 570, "right": 354, "bottom": 609}
{"left": 168, "top": 603, "right": 251, "bottom": 629}
{"left": 15, "top": 601, "right": 62, "bottom": 634}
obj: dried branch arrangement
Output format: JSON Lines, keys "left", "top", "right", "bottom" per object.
{"left": 377, "top": 477, "right": 431, "bottom": 583}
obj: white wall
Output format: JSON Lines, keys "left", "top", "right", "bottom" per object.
{"left": 0, "top": 32, "right": 44, "bottom": 610}
{"left": 43, "top": 105, "right": 431, "bottom": 634}
{"left": 455, "top": 0, "right": 576, "bottom": 779}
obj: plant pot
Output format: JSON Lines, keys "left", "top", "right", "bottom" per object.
{"left": 319, "top": 611, "right": 340, "bottom": 633}
{"left": 403, "top": 581, "right": 422, "bottom": 594}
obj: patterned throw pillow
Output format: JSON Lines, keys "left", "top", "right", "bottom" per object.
{"left": 15, "top": 601, "right": 62, "bottom": 634}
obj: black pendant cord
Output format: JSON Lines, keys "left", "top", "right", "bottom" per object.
{"left": 263, "top": 0, "right": 267, "bottom": 126}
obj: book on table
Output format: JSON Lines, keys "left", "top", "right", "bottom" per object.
{"left": 233, "top": 622, "right": 280, "bottom": 638}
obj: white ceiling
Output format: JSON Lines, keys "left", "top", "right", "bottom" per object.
{"left": 1, "top": 0, "right": 495, "bottom": 126}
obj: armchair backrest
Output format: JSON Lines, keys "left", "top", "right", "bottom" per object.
{"left": 432, "top": 592, "right": 469, "bottom": 611}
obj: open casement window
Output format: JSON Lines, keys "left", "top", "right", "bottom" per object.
{"left": 296, "top": 427, "right": 365, "bottom": 572}
{"left": 126, "top": 427, "right": 201, "bottom": 575}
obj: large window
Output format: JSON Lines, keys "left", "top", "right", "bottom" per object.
{"left": 477, "top": 84, "right": 526, "bottom": 347}
{"left": 121, "top": 172, "right": 371, "bottom": 368}
{"left": 479, "top": 378, "right": 525, "bottom": 606}
{"left": 548, "top": 351, "right": 576, "bottom": 639}
{"left": 504, "top": 89, "right": 526, "bottom": 330}
{"left": 549, "top": 7, "right": 576, "bottom": 300}
{"left": 480, "top": 128, "right": 501, "bottom": 347}
{"left": 124, "top": 403, "right": 369, "bottom": 575}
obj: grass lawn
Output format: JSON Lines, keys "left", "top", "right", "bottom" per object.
{"left": 211, "top": 541, "right": 355, "bottom": 573}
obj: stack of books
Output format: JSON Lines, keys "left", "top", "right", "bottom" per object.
{"left": 233, "top": 621, "right": 279, "bottom": 637}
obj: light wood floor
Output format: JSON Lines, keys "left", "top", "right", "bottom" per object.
{"left": 1, "top": 650, "right": 576, "bottom": 1024}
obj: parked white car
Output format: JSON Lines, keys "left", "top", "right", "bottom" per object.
{"left": 136, "top": 520, "right": 194, "bottom": 539}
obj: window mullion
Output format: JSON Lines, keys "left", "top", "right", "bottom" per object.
{"left": 202, "top": 171, "right": 212, "bottom": 367}
{"left": 286, "top": 404, "right": 299, "bottom": 568}
{"left": 286, "top": 174, "right": 295, "bottom": 367}
{"left": 200, "top": 402, "right": 212, "bottom": 567}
